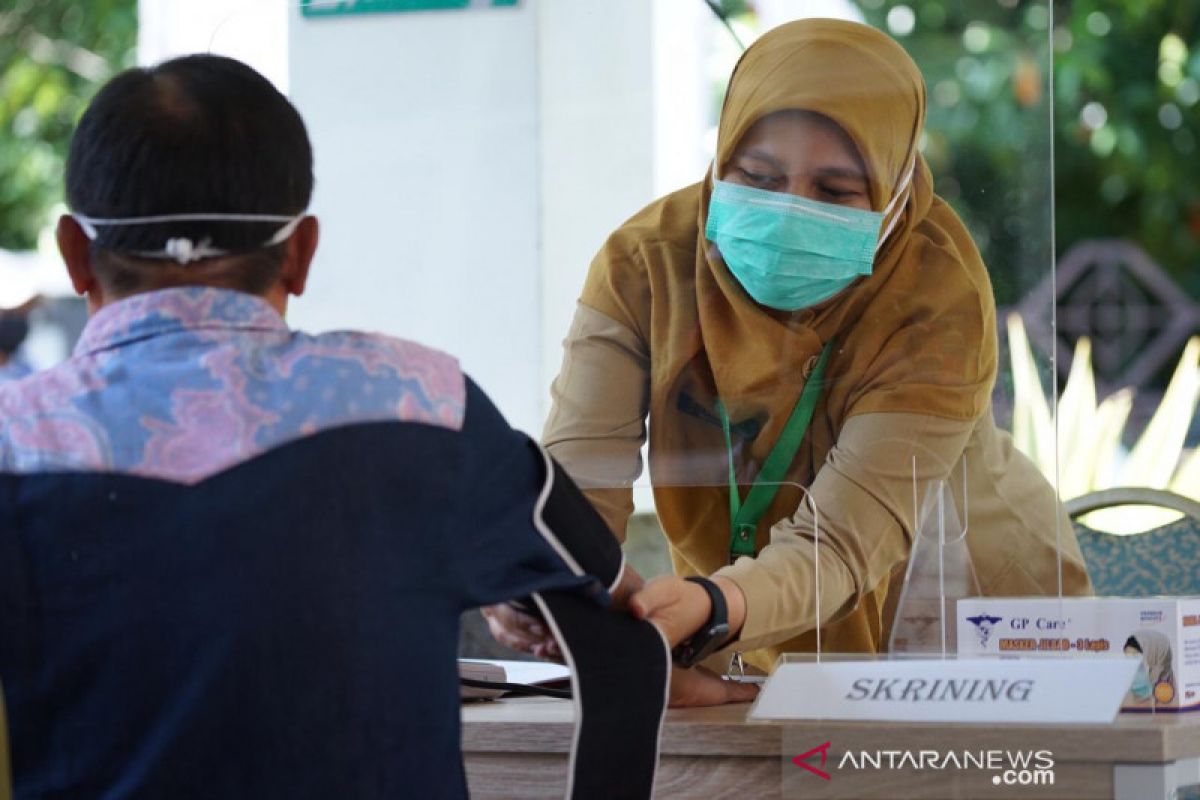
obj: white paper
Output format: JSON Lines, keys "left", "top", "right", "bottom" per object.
{"left": 458, "top": 658, "right": 570, "bottom": 687}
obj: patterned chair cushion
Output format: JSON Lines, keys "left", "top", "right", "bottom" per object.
{"left": 1075, "top": 518, "right": 1200, "bottom": 596}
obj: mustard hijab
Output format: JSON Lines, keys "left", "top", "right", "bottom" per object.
{"left": 580, "top": 19, "right": 997, "bottom": 644}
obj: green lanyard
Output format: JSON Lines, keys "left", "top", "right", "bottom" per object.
{"left": 716, "top": 340, "right": 833, "bottom": 563}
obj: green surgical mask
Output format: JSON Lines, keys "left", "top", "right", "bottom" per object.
{"left": 705, "top": 171, "right": 909, "bottom": 311}
{"left": 1129, "top": 661, "right": 1152, "bottom": 700}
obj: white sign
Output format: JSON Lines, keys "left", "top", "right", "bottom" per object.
{"left": 748, "top": 656, "right": 1138, "bottom": 724}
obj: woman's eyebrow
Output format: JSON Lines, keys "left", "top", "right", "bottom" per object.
{"left": 737, "top": 149, "right": 785, "bottom": 171}
{"left": 812, "top": 165, "right": 868, "bottom": 182}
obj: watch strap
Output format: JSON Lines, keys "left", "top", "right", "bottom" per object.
{"left": 686, "top": 576, "right": 727, "bottom": 628}
{"left": 672, "top": 576, "right": 731, "bottom": 668}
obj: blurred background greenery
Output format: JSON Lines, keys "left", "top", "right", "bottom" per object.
{"left": 0, "top": 0, "right": 136, "bottom": 252}
{"left": 854, "top": 0, "right": 1200, "bottom": 306}
{"left": 5, "top": 1, "right": 1198, "bottom": 299}
{"left": 711, "top": 1, "right": 1200, "bottom": 308}
{"left": 2, "top": 1, "right": 1198, "bottom": 311}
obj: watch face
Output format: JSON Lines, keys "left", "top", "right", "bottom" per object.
{"left": 672, "top": 589, "right": 733, "bottom": 667}
{"left": 688, "top": 622, "right": 733, "bottom": 664}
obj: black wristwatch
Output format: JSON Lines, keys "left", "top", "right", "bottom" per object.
{"left": 672, "top": 576, "right": 731, "bottom": 668}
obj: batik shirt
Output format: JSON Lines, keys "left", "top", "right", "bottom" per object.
{"left": 0, "top": 287, "right": 464, "bottom": 480}
{"left": 0, "top": 359, "right": 30, "bottom": 384}
{"left": 0, "top": 287, "right": 666, "bottom": 800}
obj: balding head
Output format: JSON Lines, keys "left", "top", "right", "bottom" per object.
{"left": 64, "top": 54, "right": 314, "bottom": 297}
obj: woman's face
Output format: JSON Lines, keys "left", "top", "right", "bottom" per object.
{"left": 721, "top": 111, "right": 871, "bottom": 210}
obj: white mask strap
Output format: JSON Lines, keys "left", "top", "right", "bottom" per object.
{"left": 875, "top": 159, "right": 917, "bottom": 253}
{"left": 262, "top": 214, "right": 304, "bottom": 246}
{"left": 72, "top": 212, "right": 305, "bottom": 265}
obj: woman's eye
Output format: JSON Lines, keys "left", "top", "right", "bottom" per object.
{"left": 737, "top": 167, "right": 780, "bottom": 188}
{"left": 818, "top": 184, "right": 858, "bottom": 201}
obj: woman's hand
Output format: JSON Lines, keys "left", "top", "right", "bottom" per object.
{"left": 669, "top": 665, "right": 759, "bottom": 707}
{"left": 481, "top": 566, "right": 646, "bottom": 661}
{"left": 629, "top": 574, "right": 747, "bottom": 647}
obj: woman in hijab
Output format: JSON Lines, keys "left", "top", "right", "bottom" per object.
{"left": 487, "top": 18, "right": 1092, "bottom": 688}
{"left": 1124, "top": 631, "right": 1174, "bottom": 705}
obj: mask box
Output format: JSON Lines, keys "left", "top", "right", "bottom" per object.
{"left": 956, "top": 596, "right": 1200, "bottom": 713}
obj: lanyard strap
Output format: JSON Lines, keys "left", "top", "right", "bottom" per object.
{"left": 717, "top": 340, "right": 833, "bottom": 562}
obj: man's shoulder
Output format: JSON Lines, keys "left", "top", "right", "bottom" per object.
{"left": 0, "top": 360, "right": 78, "bottom": 407}
{"left": 0, "top": 328, "right": 472, "bottom": 483}
{"left": 297, "top": 329, "right": 462, "bottom": 378}
{"left": 286, "top": 329, "right": 468, "bottom": 427}
{"left": 0, "top": 359, "right": 33, "bottom": 382}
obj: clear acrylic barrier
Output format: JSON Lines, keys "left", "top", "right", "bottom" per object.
{"left": 17, "top": 4, "right": 1200, "bottom": 798}
{"left": 174, "top": 2, "right": 1071, "bottom": 671}
{"left": 888, "top": 474, "right": 980, "bottom": 657}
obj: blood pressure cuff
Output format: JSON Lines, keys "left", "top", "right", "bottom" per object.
{"left": 535, "top": 451, "right": 627, "bottom": 592}
{"left": 505, "top": 447, "right": 669, "bottom": 799}
{"left": 532, "top": 589, "right": 668, "bottom": 800}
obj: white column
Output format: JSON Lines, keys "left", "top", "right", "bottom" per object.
{"left": 288, "top": 4, "right": 544, "bottom": 433}
{"left": 651, "top": 0, "right": 712, "bottom": 197}
{"left": 535, "top": 0, "right": 657, "bottom": 416}
{"left": 137, "top": 0, "right": 288, "bottom": 90}
{"left": 145, "top": 1, "right": 675, "bottom": 438}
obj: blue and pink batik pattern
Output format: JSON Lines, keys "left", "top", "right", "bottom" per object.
{"left": 0, "top": 287, "right": 466, "bottom": 483}
{"left": 0, "top": 360, "right": 31, "bottom": 383}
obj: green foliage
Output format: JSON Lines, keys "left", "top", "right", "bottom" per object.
{"left": 1053, "top": 0, "right": 1200, "bottom": 298}
{"left": 852, "top": 0, "right": 1200, "bottom": 304}
{"left": 710, "top": 0, "right": 754, "bottom": 18}
{"left": 0, "top": 0, "right": 136, "bottom": 251}
{"left": 852, "top": 1, "right": 1055, "bottom": 305}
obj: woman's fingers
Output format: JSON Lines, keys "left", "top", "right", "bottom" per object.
{"left": 668, "top": 666, "right": 760, "bottom": 708}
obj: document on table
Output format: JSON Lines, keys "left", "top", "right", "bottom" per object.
{"left": 459, "top": 659, "right": 571, "bottom": 686}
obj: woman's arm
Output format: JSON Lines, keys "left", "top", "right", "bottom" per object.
{"left": 632, "top": 412, "right": 976, "bottom": 655}
{"left": 712, "top": 411, "right": 974, "bottom": 652}
{"left": 541, "top": 302, "right": 651, "bottom": 542}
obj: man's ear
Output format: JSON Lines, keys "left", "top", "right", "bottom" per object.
{"left": 56, "top": 216, "right": 100, "bottom": 301}
{"left": 279, "top": 216, "right": 318, "bottom": 297}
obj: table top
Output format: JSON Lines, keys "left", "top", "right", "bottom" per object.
{"left": 462, "top": 697, "right": 1200, "bottom": 764}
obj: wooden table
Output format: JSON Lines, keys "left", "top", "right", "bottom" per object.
{"left": 462, "top": 697, "right": 1200, "bottom": 799}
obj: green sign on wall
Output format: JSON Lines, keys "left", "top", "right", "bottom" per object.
{"left": 301, "top": 0, "right": 518, "bottom": 17}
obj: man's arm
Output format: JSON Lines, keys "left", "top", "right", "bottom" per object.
{"left": 488, "top": 301, "right": 650, "bottom": 655}
{"left": 460, "top": 377, "right": 754, "bottom": 709}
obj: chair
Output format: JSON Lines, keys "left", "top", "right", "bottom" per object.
{"left": 1067, "top": 488, "right": 1200, "bottom": 596}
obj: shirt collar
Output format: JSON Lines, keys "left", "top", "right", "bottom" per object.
{"left": 74, "top": 286, "right": 288, "bottom": 357}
